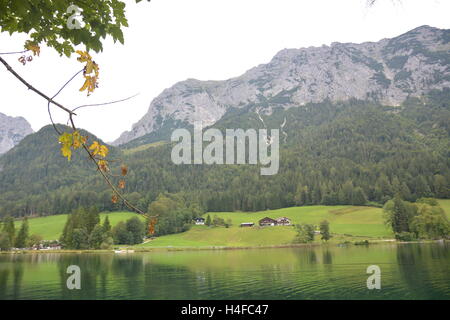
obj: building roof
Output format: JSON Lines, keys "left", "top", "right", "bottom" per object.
{"left": 259, "top": 217, "right": 277, "bottom": 222}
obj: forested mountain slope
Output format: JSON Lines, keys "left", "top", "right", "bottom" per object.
{"left": 1, "top": 90, "right": 449, "bottom": 217}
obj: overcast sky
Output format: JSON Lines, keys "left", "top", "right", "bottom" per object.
{"left": 1, "top": 0, "right": 449, "bottom": 142}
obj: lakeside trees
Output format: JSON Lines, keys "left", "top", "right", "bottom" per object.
{"left": 147, "top": 193, "right": 204, "bottom": 236}
{"left": 112, "top": 217, "right": 146, "bottom": 245}
{"left": 293, "top": 224, "right": 315, "bottom": 243}
{"left": 0, "top": 216, "right": 31, "bottom": 250}
{"left": 319, "top": 220, "right": 331, "bottom": 241}
{"left": 383, "top": 196, "right": 450, "bottom": 240}
{"left": 60, "top": 206, "right": 114, "bottom": 249}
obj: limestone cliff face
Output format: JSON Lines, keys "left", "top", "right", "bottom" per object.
{"left": 113, "top": 25, "right": 450, "bottom": 146}
{"left": 0, "top": 112, "right": 33, "bottom": 155}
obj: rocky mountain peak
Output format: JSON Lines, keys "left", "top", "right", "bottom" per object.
{"left": 113, "top": 26, "right": 450, "bottom": 146}
{"left": 0, "top": 112, "right": 34, "bottom": 155}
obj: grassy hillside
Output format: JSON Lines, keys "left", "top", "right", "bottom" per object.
{"left": 15, "top": 201, "right": 450, "bottom": 245}
{"left": 137, "top": 205, "right": 394, "bottom": 248}
{"left": 438, "top": 199, "right": 450, "bottom": 219}
{"left": 15, "top": 211, "right": 145, "bottom": 240}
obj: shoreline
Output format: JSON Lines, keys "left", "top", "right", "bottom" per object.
{"left": 0, "top": 239, "right": 447, "bottom": 254}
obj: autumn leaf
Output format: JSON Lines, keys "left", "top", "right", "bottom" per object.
{"left": 148, "top": 217, "right": 157, "bottom": 235}
{"left": 118, "top": 180, "right": 125, "bottom": 189}
{"left": 58, "top": 132, "right": 73, "bottom": 160}
{"left": 98, "top": 160, "right": 109, "bottom": 172}
{"left": 25, "top": 41, "right": 40, "bottom": 56}
{"left": 79, "top": 75, "right": 98, "bottom": 96}
{"left": 112, "top": 193, "right": 119, "bottom": 204}
{"left": 72, "top": 131, "right": 86, "bottom": 149}
{"left": 76, "top": 50, "right": 99, "bottom": 96}
{"left": 89, "top": 141, "right": 109, "bottom": 158}
{"left": 76, "top": 50, "right": 92, "bottom": 63}
{"left": 121, "top": 165, "right": 128, "bottom": 176}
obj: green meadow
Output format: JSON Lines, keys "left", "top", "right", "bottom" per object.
{"left": 139, "top": 200, "right": 450, "bottom": 248}
{"left": 13, "top": 200, "right": 450, "bottom": 246}
{"left": 14, "top": 211, "right": 144, "bottom": 240}
{"left": 137, "top": 205, "right": 393, "bottom": 248}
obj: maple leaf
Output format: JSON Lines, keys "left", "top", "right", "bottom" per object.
{"left": 72, "top": 131, "right": 86, "bottom": 149}
{"left": 58, "top": 132, "right": 73, "bottom": 161}
{"left": 25, "top": 41, "right": 40, "bottom": 56}
{"left": 148, "top": 217, "right": 157, "bottom": 235}
{"left": 76, "top": 50, "right": 92, "bottom": 63}
{"left": 79, "top": 76, "right": 98, "bottom": 95}
{"left": 76, "top": 50, "right": 99, "bottom": 96}
{"left": 98, "top": 160, "right": 109, "bottom": 172}
{"left": 89, "top": 141, "right": 109, "bottom": 158}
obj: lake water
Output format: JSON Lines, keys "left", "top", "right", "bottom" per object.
{"left": 0, "top": 243, "right": 448, "bottom": 300}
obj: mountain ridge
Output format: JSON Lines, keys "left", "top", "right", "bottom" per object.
{"left": 0, "top": 112, "right": 33, "bottom": 155}
{"left": 113, "top": 25, "right": 450, "bottom": 146}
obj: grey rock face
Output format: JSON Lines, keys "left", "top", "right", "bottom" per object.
{"left": 113, "top": 25, "right": 450, "bottom": 146}
{"left": 0, "top": 112, "right": 34, "bottom": 155}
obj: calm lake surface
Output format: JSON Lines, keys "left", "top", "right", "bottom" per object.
{"left": 0, "top": 243, "right": 448, "bottom": 300}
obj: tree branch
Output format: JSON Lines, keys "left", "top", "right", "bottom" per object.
{"left": 0, "top": 55, "right": 151, "bottom": 217}
{"left": 72, "top": 93, "right": 139, "bottom": 112}
{"left": 0, "top": 49, "right": 29, "bottom": 55}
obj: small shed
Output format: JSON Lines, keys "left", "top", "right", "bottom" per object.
{"left": 240, "top": 222, "right": 254, "bottom": 227}
{"left": 259, "top": 217, "right": 277, "bottom": 226}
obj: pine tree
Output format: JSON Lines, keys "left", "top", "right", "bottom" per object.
{"left": 85, "top": 206, "right": 100, "bottom": 234}
{"left": 2, "top": 216, "right": 15, "bottom": 247}
{"left": 319, "top": 220, "right": 331, "bottom": 241}
{"left": 0, "top": 232, "right": 11, "bottom": 251}
{"left": 60, "top": 214, "right": 75, "bottom": 248}
{"left": 15, "top": 217, "right": 29, "bottom": 248}
{"left": 352, "top": 187, "right": 367, "bottom": 205}
{"left": 205, "top": 214, "right": 211, "bottom": 226}
{"left": 89, "top": 224, "right": 105, "bottom": 249}
{"left": 103, "top": 215, "right": 112, "bottom": 235}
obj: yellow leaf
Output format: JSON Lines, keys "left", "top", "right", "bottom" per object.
{"left": 89, "top": 141, "right": 101, "bottom": 156}
{"left": 85, "top": 60, "right": 94, "bottom": 74}
{"left": 72, "top": 131, "right": 85, "bottom": 149}
{"left": 25, "top": 41, "right": 40, "bottom": 56}
{"left": 76, "top": 50, "right": 91, "bottom": 63}
{"left": 98, "top": 145, "right": 109, "bottom": 158}
{"left": 58, "top": 132, "right": 73, "bottom": 161}
{"left": 79, "top": 77, "right": 90, "bottom": 92}
{"left": 98, "top": 160, "right": 109, "bottom": 172}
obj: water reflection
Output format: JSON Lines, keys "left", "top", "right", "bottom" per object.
{"left": 0, "top": 243, "right": 448, "bottom": 300}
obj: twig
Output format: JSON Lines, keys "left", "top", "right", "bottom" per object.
{"left": 0, "top": 55, "right": 151, "bottom": 217}
{"left": 72, "top": 93, "right": 139, "bottom": 112}
{"left": 0, "top": 50, "right": 29, "bottom": 55}
{"left": 48, "top": 69, "right": 84, "bottom": 135}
